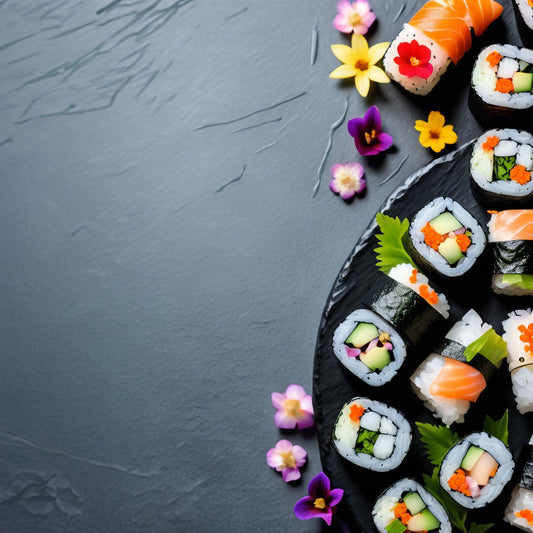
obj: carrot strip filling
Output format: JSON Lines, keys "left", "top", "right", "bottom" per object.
{"left": 516, "top": 509, "right": 533, "bottom": 525}
{"left": 448, "top": 468, "right": 471, "bottom": 496}
{"left": 486, "top": 50, "right": 502, "bottom": 67}
{"left": 518, "top": 323, "right": 533, "bottom": 354}
{"left": 393, "top": 502, "right": 412, "bottom": 525}
{"left": 510, "top": 165, "right": 532, "bottom": 185}
{"left": 482, "top": 135, "right": 499, "bottom": 151}
{"left": 349, "top": 403, "right": 365, "bottom": 422}
{"left": 495, "top": 78, "right": 514, "bottom": 93}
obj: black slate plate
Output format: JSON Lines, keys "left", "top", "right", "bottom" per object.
{"left": 313, "top": 142, "right": 533, "bottom": 533}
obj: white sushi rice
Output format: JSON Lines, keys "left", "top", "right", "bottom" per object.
{"left": 409, "top": 197, "right": 487, "bottom": 279}
{"left": 439, "top": 432, "right": 515, "bottom": 509}
{"left": 505, "top": 486, "right": 533, "bottom": 531}
{"left": 332, "top": 397, "right": 412, "bottom": 472}
{"left": 515, "top": 0, "right": 533, "bottom": 32}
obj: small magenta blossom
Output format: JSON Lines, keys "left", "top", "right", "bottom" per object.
{"left": 294, "top": 472, "right": 344, "bottom": 526}
{"left": 266, "top": 439, "right": 307, "bottom": 482}
{"left": 271, "top": 384, "right": 314, "bottom": 430}
{"left": 329, "top": 163, "right": 366, "bottom": 200}
{"left": 333, "top": 0, "right": 376, "bottom": 35}
{"left": 347, "top": 105, "right": 393, "bottom": 156}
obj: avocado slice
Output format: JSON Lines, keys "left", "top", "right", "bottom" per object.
{"left": 429, "top": 211, "right": 463, "bottom": 234}
{"left": 403, "top": 492, "right": 426, "bottom": 515}
{"left": 513, "top": 71, "right": 533, "bottom": 93}
{"left": 345, "top": 322, "right": 378, "bottom": 348}
{"left": 359, "top": 346, "right": 391, "bottom": 371}
{"left": 461, "top": 445, "right": 486, "bottom": 471}
{"left": 406, "top": 508, "right": 440, "bottom": 532}
{"left": 438, "top": 237, "right": 464, "bottom": 265}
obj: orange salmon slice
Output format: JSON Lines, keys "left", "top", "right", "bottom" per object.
{"left": 429, "top": 357, "right": 487, "bottom": 401}
{"left": 488, "top": 210, "right": 533, "bottom": 242}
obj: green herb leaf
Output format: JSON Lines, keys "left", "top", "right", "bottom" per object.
{"left": 355, "top": 429, "right": 379, "bottom": 455}
{"left": 494, "top": 155, "right": 515, "bottom": 181}
{"left": 483, "top": 410, "right": 509, "bottom": 446}
{"left": 467, "top": 522, "right": 495, "bottom": 533}
{"left": 464, "top": 328, "right": 508, "bottom": 367}
{"left": 374, "top": 213, "right": 415, "bottom": 273}
{"left": 416, "top": 422, "right": 460, "bottom": 466}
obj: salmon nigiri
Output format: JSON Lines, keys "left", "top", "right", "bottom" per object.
{"left": 487, "top": 209, "right": 533, "bottom": 242}
{"left": 429, "top": 357, "right": 487, "bottom": 402}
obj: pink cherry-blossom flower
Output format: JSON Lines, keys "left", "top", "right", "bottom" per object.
{"left": 271, "top": 384, "right": 314, "bottom": 430}
{"left": 333, "top": 0, "right": 376, "bottom": 35}
{"left": 329, "top": 163, "right": 366, "bottom": 200}
{"left": 266, "top": 439, "right": 307, "bottom": 482}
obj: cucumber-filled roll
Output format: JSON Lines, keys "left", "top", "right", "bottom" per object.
{"left": 372, "top": 478, "right": 452, "bottom": 533}
{"left": 332, "top": 309, "right": 407, "bottom": 386}
{"left": 487, "top": 209, "right": 533, "bottom": 296}
{"left": 470, "top": 129, "right": 533, "bottom": 208}
{"left": 512, "top": 0, "right": 533, "bottom": 49}
{"left": 439, "top": 431, "right": 515, "bottom": 508}
{"left": 505, "top": 433, "right": 533, "bottom": 531}
{"left": 503, "top": 308, "right": 533, "bottom": 414}
{"left": 333, "top": 397, "right": 412, "bottom": 472}
{"left": 469, "top": 43, "right": 533, "bottom": 129}
{"left": 406, "top": 197, "right": 487, "bottom": 279}
{"left": 411, "top": 309, "right": 507, "bottom": 426}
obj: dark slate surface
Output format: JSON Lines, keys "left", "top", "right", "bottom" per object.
{"left": 0, "top": 0, "right": 527, "bottom": 532}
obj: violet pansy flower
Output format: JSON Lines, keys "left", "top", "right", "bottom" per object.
{"left": 347, "top": 105, "right": 393, "bottom": 156}
{"left": 294, "top": 471, "right": 344, "bottom": 526}
{"left": 329, "top": 163, "right": 366, "bottom": 200}
{"left": 271, "top": 384, "right": 314, "bottom": 430}
{"left": 266, "top": 439, "right": 307, "bottom": 482}
{"left": 333, "top": 0, "right": 376, "bottom": 35}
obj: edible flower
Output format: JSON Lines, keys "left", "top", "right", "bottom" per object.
{"left": 333, "top": 0, "right": 376, "bottom": 35}
{"left": 347, "top": 105, "right": 393, "bottom": 156}
{"left": 266, "top": 439, "right": 307, "bottom": 482}
{"left": 414, "top": 111, "right": 457, "bottom": 153}
{"left": 393, "top": 39, "right": 433, "bottom": 79}
{"left": 271, "top": 384, "right": 314, "bottom": 430}
{"left": 329, "top": 162, "right": 366, "bottom": 200}
{"left": 294, "top": 472, "right": 344, "bottom": 526}
{"left": 330, "top": 34, "right": 390, "bottom": 97}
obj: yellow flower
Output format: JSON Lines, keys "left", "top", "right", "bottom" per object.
{"left": 329, "top": 33, "right": 390, "bottom": 97}
{"left": 414, "top": 111, "right": 458, "bottom": 153}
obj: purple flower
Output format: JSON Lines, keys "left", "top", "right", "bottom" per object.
{"left": 333, "top": 0, "right": 376, "bottom": 35}
{"left": 266, "top": 439, "right": 307, "bottom": 482}
{"left": 294, "top": 472, "right": 344, "bottom": 526}
{"left": 329, "top": 163, "right": 366, "bottom": 200}
{"left": 271, "top": 384, "right": 314, "bottom": 430}
{"left": 347, "top": 105, "right": 393, "bottom": 156}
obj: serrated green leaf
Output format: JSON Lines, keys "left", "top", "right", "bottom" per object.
{"left": 483, "top": 410, "right": 509, "bottom": 446}
{"left": 416, "top": 422, "right": 460, "bottom": 466}
{"left": 374, "top": 213, "right": 415, "bottom": 273}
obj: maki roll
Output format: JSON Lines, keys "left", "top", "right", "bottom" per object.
{"left": 470, "top": 129, "right": 533, "bottom": 208}
{"left": 512, "top": 0, "right": 533, "bottom": 49}
{"left": 505, "top": 433, "right": 533, "bottom": 531}
{"left": 439, "top": 431, "right": 515, "bottom": 508}
{"left": 406, "top": 197, "right": 487, "bottom": 279}
{"left": 503, "top": 308, "right": 533, "bottom": 414}
{"left": 332, "top": 397, "right": 412, "bottom": 472}
{"left": 382, "top": 0, "right": 503, "bottom": 96}
{"left": 332, "top": 309, "right": 407, "bottom": 386}
{"left": 469, "top": 43, "right": 533, "bottom": 129}
{"left": 372, "top": 478, "right": 452, "bottom": 533}
{"left": 411, "top": 309, "right": 507, "bottom": 426}
{"left": 487, "top": 209, "right": 533, "bottom": 295}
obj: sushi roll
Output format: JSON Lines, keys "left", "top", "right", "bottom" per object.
{"left": 332, "top": 397, "right": 412, "bottom": 472}
{"left": 372, "top": 478, "right": 452, "bottom": 533}
{"left": 487, "top": 209, "right": 533, "bottom": 296}
{"left": 470, "top": 129, "right": 533, "bottom": 208}
{"left": 512, "top": 0, "right": 533, "bottom": 49}
{"left": 439, "top": 431, "right": 515, "bottom": 508}
{"left": 504, "top": 433, "right": 533, "bottom": 531}
{"left": 411, "top": 309, "right": 507, "bottom": 426}
{"left": 503, "top": 308, "right": 533, "bottom": 414}
{"left": 332, "top": 308, "right": 408, "bottom": 386}
{"left": 406, "top": 197, "right": 487, "bottom": 279}
{"left": 382, "top": 0, "right": 503, "bottom": 96}
{"left": 469, "top": 43, "right": 533, "bottom": 129}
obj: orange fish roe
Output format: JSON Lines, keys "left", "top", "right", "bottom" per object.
{"left": 516, "top": 509, "right": 533, "bottom": 525}
{"left": 409, "top": 268, "right": 418, "bottom": 284}
{"left": 393, "top": 502, "right": 412, "bottom": 525}
{"left": 448, "top": 469, "right": 471, "bottom": 496}
{"left": 421, "top": 222, "right": 445, "bottom": 251}
{"left": 419, "top": 284, "right": 439, "bottom": 305}
{"left": 349, "top": 403, "right": 365, "bottom": 422}
{"left": 510, "top": 165, "right": 532, "bottom": 185}
{"left": 486, "top": 51, "right": 503, "bottom": 67}
{"left": 495, "top": 78, "right": 514, "bottom": 93}
{"left": 482, "top": 135, "right": 499, "bottom": 151}
{"left": 455, "top": 233, "right": 471, "bottom": 252}
{"left": 518, "top": 322, "right": 533, "bottom": 354}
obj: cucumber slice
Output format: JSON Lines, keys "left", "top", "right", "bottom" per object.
{"left": 429, "top": 211, "right": 463, "bottom": 234}
{"left": 406, "top": 508, "right": 440, "bottom": 532}
{"left": 438, "top": 237, "right": 464, "bottom": 265}
{"left": 403, "top": 492, "right": 426, "bottom": 515}
{"left": 345, "top": 322, "right": 378, "bottom": 348}
{"left": 513, "top": 71, "right": 533, "bottom": 93}
{"left": 385, "top": 518, "right": 407, "bottom": 533}
{"left": 359, "top": 346, "right": 391, "bottom": 371}
{"left": 460, "top": 445, "right": 485, "bottom": 471}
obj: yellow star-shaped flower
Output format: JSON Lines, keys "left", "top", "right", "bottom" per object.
{"left": 414, "top": 111, "right": 458, "bottom": 153}
{"left": 329, "top": 33, "right": 390, "bottom": 97}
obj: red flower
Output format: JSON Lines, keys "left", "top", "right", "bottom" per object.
{"left": 393, "top": 40, "right": 433, "bottom": 79}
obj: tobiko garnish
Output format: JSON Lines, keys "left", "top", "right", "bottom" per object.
{"left": 393, "top": 39, "right": 434, "bottom": 79}
{"left": 266, "top": 439, "right": 307, "bottom": 482}
{"left": 329, "top": 163, "right": 366, "bottom": 200}
{"left": 294, "top": 472, "right": 344, "bottom": 526}
{"left": 347, "top": 105, "right": 393, "bottom": 156}
{"left": 271, "top": 384, "right": 314, "bottom": 430}
{"left": 333, "top": 0, "right": 376, "bottom": 35}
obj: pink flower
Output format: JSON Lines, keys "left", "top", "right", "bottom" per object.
{"left": 266, "top": 439, "right": 307, "bottom": 482}
{"left": 333, "top": 0, "right": 376, "bottom": 35}
{"left": 329, "top": 163, "right": 366, "bottom": 200}
{"left": 271, "top": 384, "right": 314, "bottom": 430}
{"left": 393, "top": 40, "right": 434, "bottom": 79}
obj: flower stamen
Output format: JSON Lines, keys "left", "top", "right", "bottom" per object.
{"left": 314, "top": 498, "right": 327, "bottom": 510}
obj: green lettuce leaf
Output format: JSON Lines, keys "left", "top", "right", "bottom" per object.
{"left": 483, "top": 410, "right": 509, "bottom": 446}
{"left": 464, "top": 328, "right": 508, "bottom": 367}
{"left": 416, "top": 422, "right": 459, "bottom": 466}
{"left": 374, "top": 213, "right": 415, "bottom": 274}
